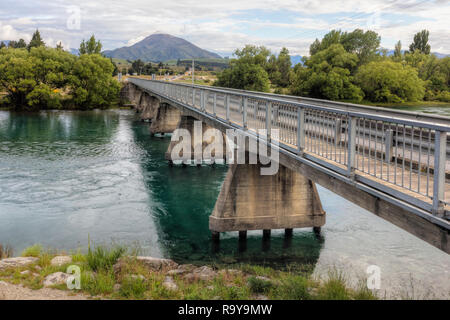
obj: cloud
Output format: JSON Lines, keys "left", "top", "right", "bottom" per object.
{"left": 0, "top": 0, "right": 449, "bottom": 55}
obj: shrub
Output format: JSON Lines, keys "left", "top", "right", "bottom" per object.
{"left": 21, "top": 244, "right": 43, "bottom": 257}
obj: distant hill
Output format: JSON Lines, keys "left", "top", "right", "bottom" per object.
{"left": 384, "top": 49, "right": 448, "bottom": 58}
{"left": 103, "top": 33, "right": 222, "bottom": 62}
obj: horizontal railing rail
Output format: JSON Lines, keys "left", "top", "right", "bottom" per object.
{"left": 129, "top": 78, "right": 450, "bottom": 219}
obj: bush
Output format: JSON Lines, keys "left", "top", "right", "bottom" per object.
{"left": 21, "top": 244, "right": 43, "bottom": 257}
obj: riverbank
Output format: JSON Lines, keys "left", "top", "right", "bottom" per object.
{"left": 0, "top": 244, "right": 377, "bottom": 300}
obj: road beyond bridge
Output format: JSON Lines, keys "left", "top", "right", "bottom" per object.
{"left": 125, "top": 78, "right": 450, "bottom": 254}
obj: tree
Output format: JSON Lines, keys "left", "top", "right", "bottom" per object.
{"left": 28, "top": 29, "right": 45, "bottom": 50}
{"left": 132, "top": 59, "right": 145, "bottom": 75}
{"left": 8, "top": 41, "right": 17, "bottom": 49}
{"left": 69, "top": 54, "right": 120, "bottom": 109}
{"left": 290, "top": 44, "right": 363, "bottom": 101}
{"left": 214, "top": 45, "right": 271, "bottom": 92}
{"left": 79, "top": 35, "right": 102, "bottom": 55}
{"left": 56, "top": 42, "right": 64, "bottom": 50}
{"left": 0, "top": 46, "right": 75, "bottom": 110}
{"left": 409, "top": 30, "right": 431, "bottom": 54}
{"left": 309, "top": 29, "right": 380, "bottom": 65}
{"left": 0, "top": 42, "right": 6, "bottom": 49}
{"left": 355, "top": 60, "right": 425, "bottom": 103}
{"left": 394, "top": 41, "right": 402, "bottom": 59}
{"left": 16, "top": 39, "right": 27, "bottom": 48}
{"left": 276, "top": 47, "right": 291, "bottom": 87}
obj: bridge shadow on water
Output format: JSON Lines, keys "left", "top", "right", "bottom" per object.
{"left": 132, "top": 118, "right": 323, "bottom": 270}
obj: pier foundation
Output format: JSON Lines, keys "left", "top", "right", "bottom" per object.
{"left": 209, "top": 163, "right": 325, "bottom": 235}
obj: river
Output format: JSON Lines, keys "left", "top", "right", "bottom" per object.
{"left": 0, "top": 109, "right": 448, "bottom": 299}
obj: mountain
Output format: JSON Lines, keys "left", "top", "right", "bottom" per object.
{"left": 384, "top": 49, "right": 448, "bottom": 58}
{"left": 103, "top": 33, "right": 221, "bottom": 62}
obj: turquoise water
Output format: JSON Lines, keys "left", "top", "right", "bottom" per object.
{"left": 0, "top": 109, "right": 448, "bottom": 297}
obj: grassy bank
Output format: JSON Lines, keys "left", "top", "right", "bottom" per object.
{"left": 0, "top": 244, "right": 377, "bottom": 300}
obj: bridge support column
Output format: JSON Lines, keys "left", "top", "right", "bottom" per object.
{"left": 149, "top": 103, "right": 182, "bottom": 135}
{"left": 209, "top": 163, "right": 325, "bottom": 236}
{"left": 165, "top": 115, "right": 227, "bottom": 164}
{"left": 139, "top": 93, "right": 160, "bottom": 122}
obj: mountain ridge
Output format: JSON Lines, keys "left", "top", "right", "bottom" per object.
{"left": 102, "top": 33, "right": 221, "bottom": 62}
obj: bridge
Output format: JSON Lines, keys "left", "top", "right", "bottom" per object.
{"left": 125, "top": 77, "right": 450, "bottom": 254}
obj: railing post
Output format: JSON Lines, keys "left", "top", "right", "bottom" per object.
{"left": 297, "top": 108, "right": 305, "bottom": 155}
{"left": 200, "top": 90, "right": 204, "bottom": 111}
{"left": 347, "top": 116, "right": 357, "bottom": 179}
{"left": 385, "top": 129, "right": 394, "bottom": 163}
{"left": 213, "top": 93, "right": 217, "bottom": 117}
{"left": 243, "top": 97, "right": 248, "bottom": 130}
{"left": 192, "top": 88, "right": 195, "bottom": 107}
{"left": 226, "top": 95, "right": 230, "bottom": 122}
{"left": 433, "top": 130, "right": 446, "bottom": 216}
{"left": 266, "top": 101, "right": 272, "bottom": 141}
{"left": 335, "top": 119, "right": 342, "bottom": 144}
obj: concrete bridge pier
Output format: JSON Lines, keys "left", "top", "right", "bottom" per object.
{"left": 139, "top": 93, "right": 160, "bottom": 122}
{"left": 209, "top": 163, "right": 326, "bottom": 241}
{"left": 165, "top": 115, "right": 227, "bottom": 165}
{"left": 149, "top": 103, "right": 182, "bottom": 136}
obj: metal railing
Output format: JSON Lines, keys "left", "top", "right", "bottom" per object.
{"left": 129, "top": 78, "right": 450, "bottom": 218}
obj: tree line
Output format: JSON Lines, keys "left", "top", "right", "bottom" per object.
{"left": 214, "top": 29, "right": 450, "bottom": 104}
{"left": 0, "top": 30, "right": 120, "bottom": 111}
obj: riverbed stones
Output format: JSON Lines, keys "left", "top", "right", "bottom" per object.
{"left": 50, "top": 256, "right": 72, "bottom": 267}
{"left": 0, "top": 257, "right": 39, "bottom": 270}
{"left": 43, "top": 272, "right": 71, "bottom": 287}
{"left": 162, "top": 276, "right": 178, "bottom": 291}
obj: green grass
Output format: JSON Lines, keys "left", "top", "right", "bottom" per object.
{"left": 0, "top": 244, "right": 382, "bottom": 300}
{"left": 86, "top": 245, "right": 125, "bottom": 272}
{"left": 119, "top": 276, "right": 148, "bottom": 299}
{"left": 247, "top": 276, "right": 273, "bottom": 294}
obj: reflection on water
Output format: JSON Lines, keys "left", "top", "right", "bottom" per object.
{"left": 0, "top": 109, "right": 448, "bottom": 298}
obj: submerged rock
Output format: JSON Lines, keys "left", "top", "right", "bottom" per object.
{"left": 0, "top": 257, "right": 39, "bottom": 270}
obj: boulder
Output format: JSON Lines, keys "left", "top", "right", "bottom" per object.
{"left": 184, "top": 266, "right": 217, "bottom": 282}
{"left": 50, "top": 256, "right": 72, "bottom": 267}
{"left": 43, "top": 272, "right": 71, "bottom": 287}
{"left": 135, "top": 256, "right": 178, "bottom": 271}
{"left": 162, "top": 276, "right": 178, "bottom": 291}
{"left": 0, "top": 257, "right": 39, "bottom": 270}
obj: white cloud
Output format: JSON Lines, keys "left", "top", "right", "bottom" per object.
{"left": 0, "top": 0, "right": 449, "bottom": 55}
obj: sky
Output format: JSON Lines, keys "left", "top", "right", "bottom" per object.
{"left": 0, "top": 0, "right": 449, "bottom": 56}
